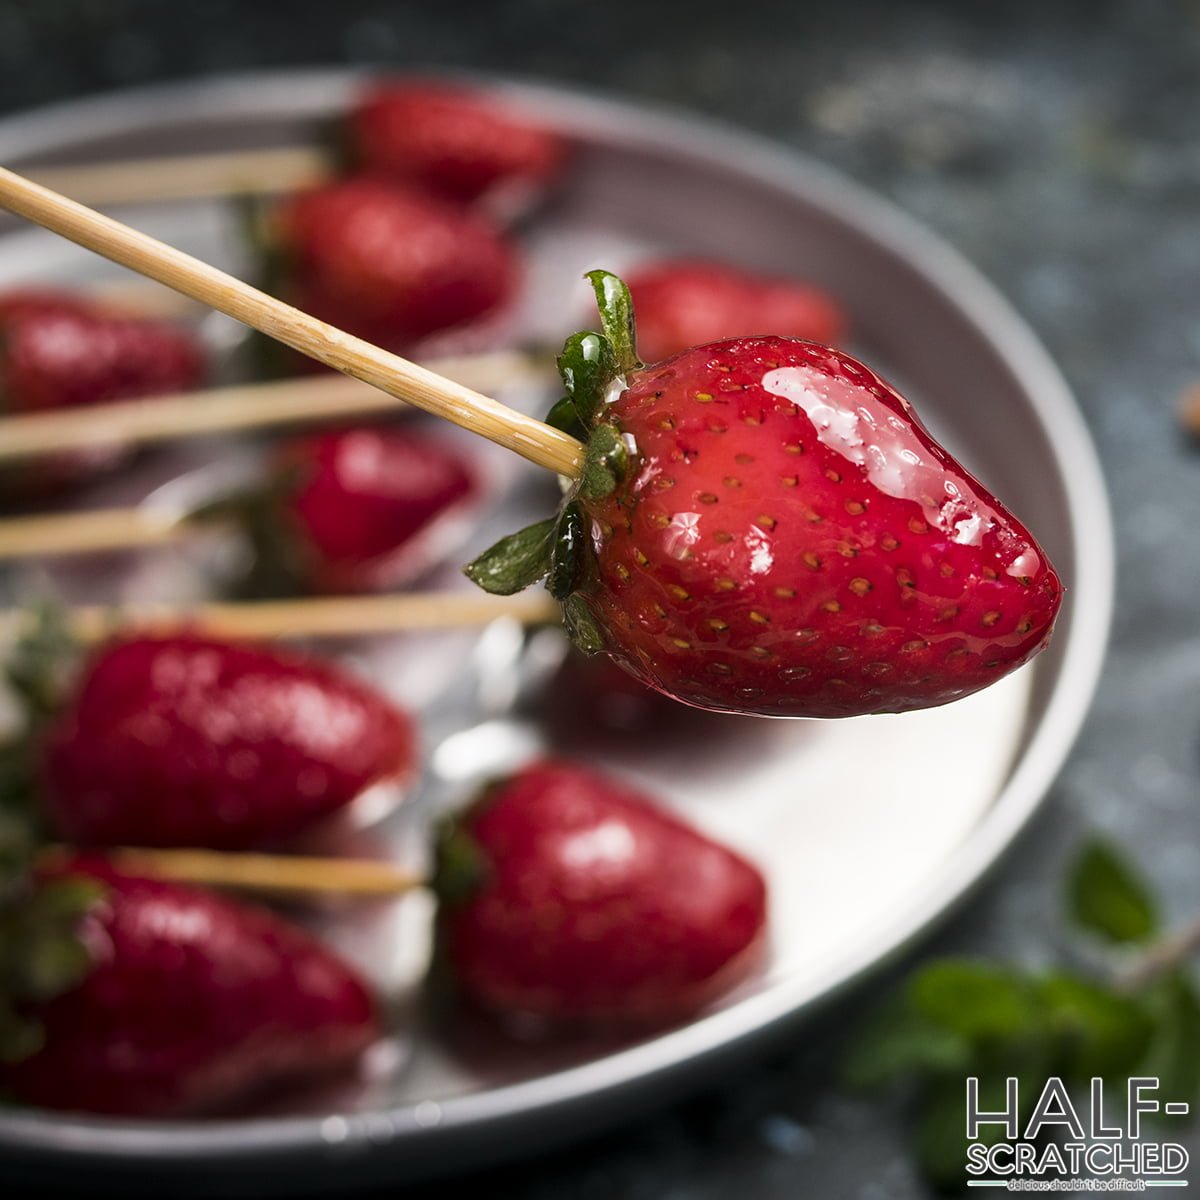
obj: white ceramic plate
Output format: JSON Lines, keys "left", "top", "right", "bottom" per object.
{"left": 0, "top": 71, "right": 1112, "bottom": 1191}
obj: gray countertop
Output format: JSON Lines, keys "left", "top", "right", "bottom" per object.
{"left": 0, "top": 1, "right": 1197, "bottom": 1195}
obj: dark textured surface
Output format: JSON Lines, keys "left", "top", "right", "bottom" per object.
{"left": 0, "top": 1, "right": 1197, "bottom": 1195}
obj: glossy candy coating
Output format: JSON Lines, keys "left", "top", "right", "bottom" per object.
{"left": 626, "top": 260, "right": 847, "bottom": 364}
{"left": 275, "top": 426, "right": 478, "bottom": 593}
{"left": 443, "top": 760, "right": 767, "bottom": 1025}
{"left": 573, "top": 336, "right": 1063, "bottom": 717}
{"left": 3, "top": 857, "right": 378, "bottom": 1116}
{"left": 42, "top": 635, "right": 415, "bottom": 849}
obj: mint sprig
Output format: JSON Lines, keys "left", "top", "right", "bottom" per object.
{"left": 844, "top": 837, "right": 1200, "bottom": 1189}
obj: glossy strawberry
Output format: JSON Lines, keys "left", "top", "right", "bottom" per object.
{"left": 40, "top": 634, "right": 415, "bottom": 849}
{"left": 0, "top": 290, "right": 204, "bottom": 493}
{"left": 626, "top": 259, "right": 847, "bottom": 363}
{"left": 437, "top": 760, "right": 767, "bottom": 1025}
{"left": 263, "top": 426, "right": 480, "bottom": 594}
{"left": 273, "top": 177, "right": 517, "bottom": 353}
{"left": 348, "top": 80, "right": 566, "bottom": 205}
{"left": 2, "top": 856, "right": 377, "bottom": 1116}
{"left": 466, "top": 272, "right": 1064, "bottom": 718}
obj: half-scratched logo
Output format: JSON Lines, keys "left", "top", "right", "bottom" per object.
{"left": 966, "top": 1076, "right": 1190, "bottom": 1190}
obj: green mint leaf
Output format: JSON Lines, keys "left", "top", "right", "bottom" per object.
{"left": 841, "top": 998, "right": 970, "bottom": 1091}
{"left": 909, "top": 959, "right": 1039, "bottom": 1041}
{"left": 5, "top": 604, "right": 79, "bottom": 724}
{"left": 1067, "top": 838, "right": 1158, "bottom": 944}
{"left": 914, "top": 1076, "right": 972, "bottom": 1190}
{"left": 585, "top": 270, "right": 641, "bottom": 375}
{"left": 463, "top": 518, "right": 556, "bottom": 596}
{"left": 1040, "top": 970, "right": 1154, "bottom": 1080}
{"left": 1139, "top": 972, "right": 1200, "bottom": 1104}
{"left": 548, "top": 502, "right": 585, "bottom": 600}
{"left": 557, "top": 331, "right": 618, "bottom": 429}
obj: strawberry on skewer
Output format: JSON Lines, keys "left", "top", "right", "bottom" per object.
{"left": 624, "top": 259, "right": 848, "bottom": 364}
{"left": 7, "top": 622, "right": 416, "bottom": 851}
{"left": 467, "top": 270, "right": 1064, "bottom": 718}
{"left": 270, "top": 177, "right": 518, "bottom": 362}
{"left": 438, "top": 760, "right": 767, "bottom": 1026}
{"left": 348, "top": 80, "right": 567, "bottom": 208}
{"left": 0, "top": 855, "right": 378, "bottom": 1116}
{"left": 204, "top": 425, "right": 482, "bottom": 596}
{"left": 0, "top": 289, "right": 204, "bottom": 495}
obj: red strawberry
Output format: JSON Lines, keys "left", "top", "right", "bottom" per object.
{"left": 437, "top": 760, "right": 767, "bottom": 1026}
{"left": 466, "top": 272, "right": 1063, "bottom": 718}
{"left": 2, "top": 856, "right": 377, "bottom": 1116}
{"left": 625, "top": 259, "right": 847, "bottom": 364}
{"left": 265, "top": 426, "right": 480, "bottom": 594}
{"left": 273, "top": 177, "right": 517, "bottom": 353}
{"left": 0, "top": 290, "right": 204, "bottom": 493}
{"left": 348, "top": 80, "right": 566, "bottom": 205}
{"left": 39, "top": 634, "right": 416, "bottom": 849}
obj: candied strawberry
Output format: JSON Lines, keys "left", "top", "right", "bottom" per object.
{"left": 273, "top": 177, "right": 517, "bottom": 352}
{"left": 40, "top": 634, "right": 416, "bottom": 849}
{"left": 348, "top": 80, "right": 566, "bottom": 205}
{"left": 265, "top": 426, "right": 479, "bottom": 594}
{"left": 466, "top": 272, "right": 1063, "bottom": 718}
{"left": 2, "top": 856, "right": 377, "bottom": 1116}
{"left": 438, "top": 760, "right": 767, "bottom": 1026}
{"left": 625, "top": 259, "right": 847, "bottom": 363}
{"left": 0, "top": 289, "right": 204, "bottom": 493}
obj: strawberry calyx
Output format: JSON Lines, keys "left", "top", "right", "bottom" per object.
{"left": 430, "top": 809, "right": 490, "bottom": 908}
{"left": 0, "top": 608, "right": 102, "bottom": 1065}
{"left": 464, "top": 270, "right": 639, "bottom": 651}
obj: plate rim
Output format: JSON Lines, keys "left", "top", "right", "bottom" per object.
{"left": 0, "top": 67, "right": 1115, "bottom": 1168}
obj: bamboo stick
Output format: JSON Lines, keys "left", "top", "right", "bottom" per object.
{"left": 25, "top": 146, "right": 329, "bottom": 209}
{"left": 0, "top": 350, "right": 545, "bottom": 463}
{"left": 0, "top": 167, "right": 584, "bottom": 478}
{"left": 0, "top": 506, "right": 190, "bottom": 560}
{"left": 0, "top": 590, "right": 561, "bottom": 644}
{"left": 40, "top": 845, "right": 424, "bottom": 898}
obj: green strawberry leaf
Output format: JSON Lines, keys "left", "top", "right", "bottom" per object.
{"left": 1067, "top": 838, "right": 1158, "bottom": 944}
{"left": 463, "top": 518, "right": 556, "bottom": 595}
{"left": 548, "top": 502, "right": 585, "bottom": 600}
{"left": 585, "top": 270, "right": 642, "bottom": 376}
{"left": 431, "top": 816, "right": 489, "bottom": 907}
{"left": 562, "top": 594, "right": 605, "bottom": 654}
{"left": 557, "top": 331, "right": 618, "bottom": 429}
{"left": 545, "top": 395, "right": 588, "bottom": 441}
{"left": 5, "top": 604, "right": 80, "bottom": 724}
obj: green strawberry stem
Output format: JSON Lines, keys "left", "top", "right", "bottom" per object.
{"left": 464, "top": 269, "right": 639, "bottom": 653}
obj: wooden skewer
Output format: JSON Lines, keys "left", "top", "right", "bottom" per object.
{"left": 0, "top": 167, "right": 584, "bottom": 478}
{"left": 0, "top": 350, "right": 546, "bottom": 464}
{"left": 0, "top": 506, "right": 189, "bottom": 560}
{"left": 40, "top": 845, "right": 424, "bottom": 898}
{"left": 0, "top": 591, "right": 561, "bottom": 644}
{"left": 24, "top": 146, "right": 330, "bottom": 209}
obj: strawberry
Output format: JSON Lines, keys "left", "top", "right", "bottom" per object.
{"left": 0, "top": 856, "right": 377, "bottom": 1116}
{"left": 235, "top": 426, "right": 480, "bottom": 595}
{"left": 38, "top": 633, "right": 416, "bottom": 849}
{"left": 436, "top": 760, "right": 767, "bottom": 1026}
{"left": 271, "top": 177, "right": 518, "bottom": 355}
{"left": 0, "top": 290, "right": 204, "bottom": 494}
{"left": 466, "top": 271, "right": 1063, "bottom": 718}
{"left": 347, "top": 80, "right": 566, "bottom": 206}
{"left": 625, "top": 259, "right": 847, "bottom": 363}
